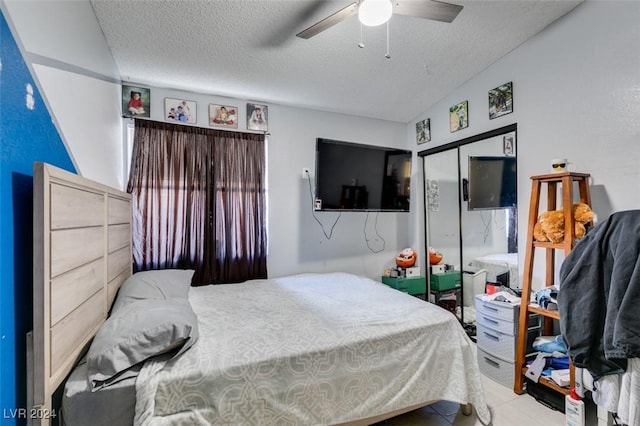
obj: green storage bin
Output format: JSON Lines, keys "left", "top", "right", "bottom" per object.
{"left": 430, "top": 271, "right": 461, "bottom": 291}
{"left": 381, "top": 276, "right": 426, "bottom": 295}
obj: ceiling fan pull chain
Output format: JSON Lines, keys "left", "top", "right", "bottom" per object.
{"left": 385, "top": 21, "right": 391, "bottom": 59}
{"left": 358, "top": 23, "right": 365, "bottom": 48}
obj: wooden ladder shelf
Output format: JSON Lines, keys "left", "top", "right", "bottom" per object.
{"left": 513, "top": 171, "right": 591, "bottom": 395}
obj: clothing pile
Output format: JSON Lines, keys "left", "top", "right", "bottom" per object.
{"left": 525, "top": 335, "right": 570, "bottom": 387}
{"left": 590, "top": 359, "right": 640, "bottom": 426}
{"left": 535, "top": 285, "right": 559, "bottom": 310}
{"left": 479, "top": 289, "right": 521, "bottom": 304}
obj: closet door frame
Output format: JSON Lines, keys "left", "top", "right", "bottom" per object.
{"left": 419, "top": 123, "right": 517, "bottom": 327}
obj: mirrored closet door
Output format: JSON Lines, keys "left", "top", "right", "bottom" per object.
{"left": 420, "top": 124, "right": 517, "bottom": 331}
{"left": 423, "top": 148, "right": 462, "bottom": 321}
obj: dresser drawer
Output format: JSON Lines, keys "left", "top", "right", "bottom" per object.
{"left": 477, "top": 312, "right": 517, "bottom": 336}
{"left": 477, "top": 323, "right": 516, "bottom": 362}
{"left": 475, "top": 295, "right": 519, "bottom": 322}
{"left": 476, "top": 311, "right": 541, "bottom": 336}
{"left": 477, "top": 347, "right": 514, "bottom": 389}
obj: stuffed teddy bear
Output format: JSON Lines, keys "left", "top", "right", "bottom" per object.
{"left": 533, "top": 202, "right": 594, "bottom": 243}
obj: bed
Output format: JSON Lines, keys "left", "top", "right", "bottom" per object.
{"left": 30, "top": 163, "right": 491, "bottom": 426}
{"left": 469, "top": 252, "right": 519, "bottom": 288}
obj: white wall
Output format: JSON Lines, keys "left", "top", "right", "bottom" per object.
{"left": 4, "top": 0, "right": 119, "bottom": 78}
{"left": 3, "top": 0, "right": 124, "bottom": 189}
{"left": 266, "top": 104, "right": 409, "bottom": 279}
{"left": 409, "top": 1, "right": 640, "bottom": 290}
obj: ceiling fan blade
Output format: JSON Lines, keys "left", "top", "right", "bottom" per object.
{"left": 393, "top": 0, "right": 463, "bottom": 23}
{"left": 296, "top": 2, "right": 359, "bottom": 39}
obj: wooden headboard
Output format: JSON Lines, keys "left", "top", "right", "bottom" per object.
{"left": 30, "top": 162, "right": 132, "bottom": 424}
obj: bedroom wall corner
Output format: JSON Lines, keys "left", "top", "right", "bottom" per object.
{"left": 0, "top": 10, "right": 76, "bottom": 424}
{"left": 2, "top": 0, "right": 124, "bottom": 190}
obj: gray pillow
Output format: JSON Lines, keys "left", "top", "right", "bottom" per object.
{"left": 87, "top": 298, "right": 199, "bottom": 390}
{"left": 111, "top": 269, "right": 194, "bottom": 313}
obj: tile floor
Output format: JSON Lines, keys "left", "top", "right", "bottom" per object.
{"left": 378, "top": 373, "right": 600, "bottom": 426}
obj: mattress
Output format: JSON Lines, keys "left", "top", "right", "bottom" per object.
{"left": 134, "top": 272, "right": 491, "bottom": 425}
{"left": 470, "top": 252, "right": 519, "bottom": 288}
{"left": 61, "top": 357, "right": 137, "bottom": 426}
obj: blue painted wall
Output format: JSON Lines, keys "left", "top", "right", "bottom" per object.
{"left": 0, "top": 11, "right": 75, "bottom": 424}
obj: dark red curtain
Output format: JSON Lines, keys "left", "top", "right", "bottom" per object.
{"left": 127, "top": 119, "right": 267, "bottom": 285}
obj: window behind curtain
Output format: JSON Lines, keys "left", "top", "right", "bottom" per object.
{"left": 127, "top": 119, "right": 267, "bottom": 285}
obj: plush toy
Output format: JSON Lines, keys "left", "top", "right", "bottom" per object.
{"left": 428, "top": 246, "right": 443, "bottom": 265}
{"left": 533, "top": 202, "right": 595, "bottom": 243}
{"left": 396, "top": 248, "right": 417, "bottom": 268}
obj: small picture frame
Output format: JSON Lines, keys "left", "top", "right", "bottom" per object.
{"left": 503, "top": 135, "right": 514, "bottom": 155}
{"left": 165, "top": 98, "right": 196, "bottom": 124}
{"left": 449, "top": 100, "right": 468, "bottom": 133}
{"left": 209, "top": 104, "right": 238, "bottom": 129}
{"left": 247, "top": 103, "right": 268, "bottom": 131}
{"left": 489, "top": 81, "right": 513, "bottom": 119}
{"left": 426, "top": 179, "right": 440, "bottom": 212}
{"left": 416, "top": 118, "right": 431, "bottom": 144}
{"left": 122, "top": 85, "right": 150, "bottom": 118}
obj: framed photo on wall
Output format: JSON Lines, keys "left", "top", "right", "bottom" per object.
{"left": 209, "top": 104, "right": 238, "bottom": 129}
{"left": 416, "top": 118, "right": 430, "bottom": 144}
{"left": 122, "top": 85, "right": 150, "bottom": 118}
{"left": 489, "top": 81, "right": 513, "bottom": 119}
{"left": 165, "top": 98, "right": 196, "bottom": 124}
{"left": 503, "top": 135, "right": 514, "bottom": 155}
{"left": 247, "top": 103, "right": 268, "bottom": 131}
{"left": 449, "top": 100, "right": 468, "bottom": 133}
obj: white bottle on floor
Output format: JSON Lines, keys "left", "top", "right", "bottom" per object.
{"left": 565, "top": 387, "right": 585, "bottom": 426}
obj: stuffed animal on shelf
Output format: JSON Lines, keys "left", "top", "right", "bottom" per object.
{"left": 533, "top": 202, "right": 595, "bottom": 243}
{"left": 396, "top": 248, "right": 417, "bottom": 268}
{"left": 428, "top": 246, "right": 443, "bottom": 265}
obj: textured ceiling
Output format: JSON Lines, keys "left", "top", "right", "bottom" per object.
{"left": 91, "top": 0, "right": 583, "bottom": 123}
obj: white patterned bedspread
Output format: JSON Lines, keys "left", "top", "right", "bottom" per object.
{"left": 134, "top": 272, "right": 490, "bottom": 425}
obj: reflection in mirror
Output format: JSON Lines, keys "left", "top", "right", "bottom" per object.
{"left": 423, "top": 149, "right": 463, "bottom": 323}
{"left": 421, "top": 125, "right": 517, "bottom": 336}
{"left": 459, "top": 131, "right": 518, "bottom": 298}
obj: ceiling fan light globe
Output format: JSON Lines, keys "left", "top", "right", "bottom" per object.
{"left": 358, "top": 0, "right": 393, "bottom": 27}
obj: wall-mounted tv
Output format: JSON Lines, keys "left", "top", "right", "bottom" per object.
{"left": 467, "top": 156, "right": 517, "bottom": 210}
{"left": 314, "top": 138, "right": 412, "bottom": 212}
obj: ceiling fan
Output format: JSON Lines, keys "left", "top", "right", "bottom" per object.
{"left": 296, "top": 0, "right": 464, "bottom": 39}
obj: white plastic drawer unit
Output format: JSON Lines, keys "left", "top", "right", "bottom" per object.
{"left": 476, "top": 312, "right": 518, "bottom": 336}
{"left": 475, "top": 295, "right": 519, "bottom": 322}
{"left": 477, "top": 347, "right": 515, "bottom": 389}
{"left": 476, "top": 310, "right": 540, "bottom": 336}
{"left": 476, "top": 323, "right": 516, "bottom": 362}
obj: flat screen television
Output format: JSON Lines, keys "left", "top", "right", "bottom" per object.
{"left": 467, "top": 156, "right": 517, "bottom": 210}
{"left": 314, "top": 138, "right": 412, "bottom": 212}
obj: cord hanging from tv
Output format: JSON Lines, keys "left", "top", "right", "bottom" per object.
{"left": 315, "top": 138, "right": 411, "bottom": 212}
